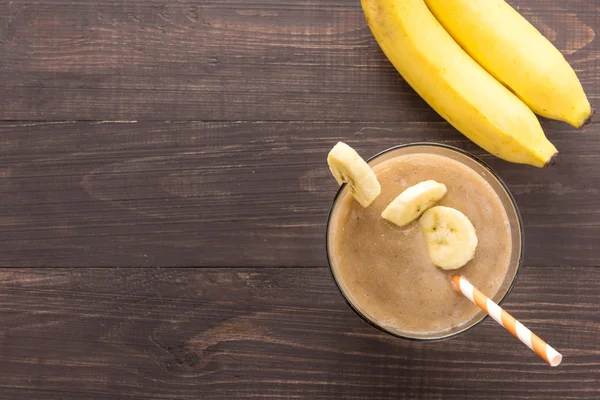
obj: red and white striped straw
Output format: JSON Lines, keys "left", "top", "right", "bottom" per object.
{"left": 453, "top": 275, "right": 562, "bottom": 367}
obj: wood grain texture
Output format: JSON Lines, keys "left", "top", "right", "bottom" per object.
{"left": 0, "top": 267, "right": 598, "bottom": 399}
{"left": 2, "top": 120, "right": 600, "bottom": 267}
{"left": 0, "top": 0, "right": 598, "bottom": 121}
{"left": 2, "top": 0, "right": 600, "bottom": 398}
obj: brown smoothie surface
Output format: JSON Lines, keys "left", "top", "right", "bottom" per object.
{"left": 329, "top": 153, "right": 512, "bottom": 335}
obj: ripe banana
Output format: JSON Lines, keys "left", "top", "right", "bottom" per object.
{"left": 327, "top": 142, "right": 381, "bottom": 207}
{"left": 361, "top": 0, "right": 558, "bottom": 167}
{"left": 382, "top": 180, "right": 447, "bottom": 227}
{"left": 419, "top": 206, "right": 478, "bottom": 270}
{"left": 425, "top": 0, "right": 593, "bottom": 128}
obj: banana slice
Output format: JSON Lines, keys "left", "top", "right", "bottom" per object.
{"left": 419, "top": 206, "right": 478, "bottom": 270}
{"left": 327, "top": 142, "right": 381, "bottom": 207}
{"left": 381, "top": 180, "right": 447, "bottom": 227}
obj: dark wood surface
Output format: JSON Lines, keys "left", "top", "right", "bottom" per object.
{"left": 0, "top": 267, "right": 599, "bottom": 399}
{"left": 0, "top": 0, "right": 599, "bottom": 398}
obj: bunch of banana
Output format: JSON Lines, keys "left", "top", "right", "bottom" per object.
{"left": 425, "top": 0, "right": 593, "bottom": 128}
{"left": 361, "top": 0, "right": 593, "bottom": 167}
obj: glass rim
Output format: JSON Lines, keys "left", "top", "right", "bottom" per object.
{"left": 325, "top": 142, "right": 524, "bottom": 342}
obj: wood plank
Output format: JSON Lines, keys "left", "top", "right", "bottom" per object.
{"left": 2, "top": 120, "right": 600, "bottom": 267}
{"left": 0, "top": 0, "right": 598, "bottom": 121}
{"left": 0, "top": 266, "right": 598, "bottom": 399}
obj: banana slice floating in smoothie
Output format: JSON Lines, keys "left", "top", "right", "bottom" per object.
{"left": 327, "top": 142, "right": 381, "bottom": 207}
{"left": 382, "top": 180, "right": 447, "bottom": 227}
{"left": 419, "top": 206, "right": 478, "bottom": 270}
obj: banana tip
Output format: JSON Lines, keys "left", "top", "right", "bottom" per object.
{"left": 544, "top": 152, "right": 559, "bottom": 168}
{"left": 582, "top": 108, "right": 595, "bottom": 127}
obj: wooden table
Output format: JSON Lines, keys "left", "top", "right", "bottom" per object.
{"left": 1, "top": 1, "right": 599, "bottom": 398}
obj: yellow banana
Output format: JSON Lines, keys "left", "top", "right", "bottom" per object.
{"left": 361, "top": 0, "right": 558, "bottom": 167}
{"left": 425, "top": 0, "right": 593, "bottom": 128}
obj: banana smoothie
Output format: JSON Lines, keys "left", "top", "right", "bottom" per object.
{"left": 328, "top": 152, "right": 512, "bottom": 336}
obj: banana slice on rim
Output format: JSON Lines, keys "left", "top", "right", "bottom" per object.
{"left": 419, "top": 206, "right": 478, "bottom": 270}
{"left": 327, "top": 142, "right": 381, "bottom": 207}
{"left": 382, "top": 180, "right": 447, "bottom": 227}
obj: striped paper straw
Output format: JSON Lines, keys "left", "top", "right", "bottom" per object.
{"left": 453, "top": 275, "right": 562, "bottom": 367}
